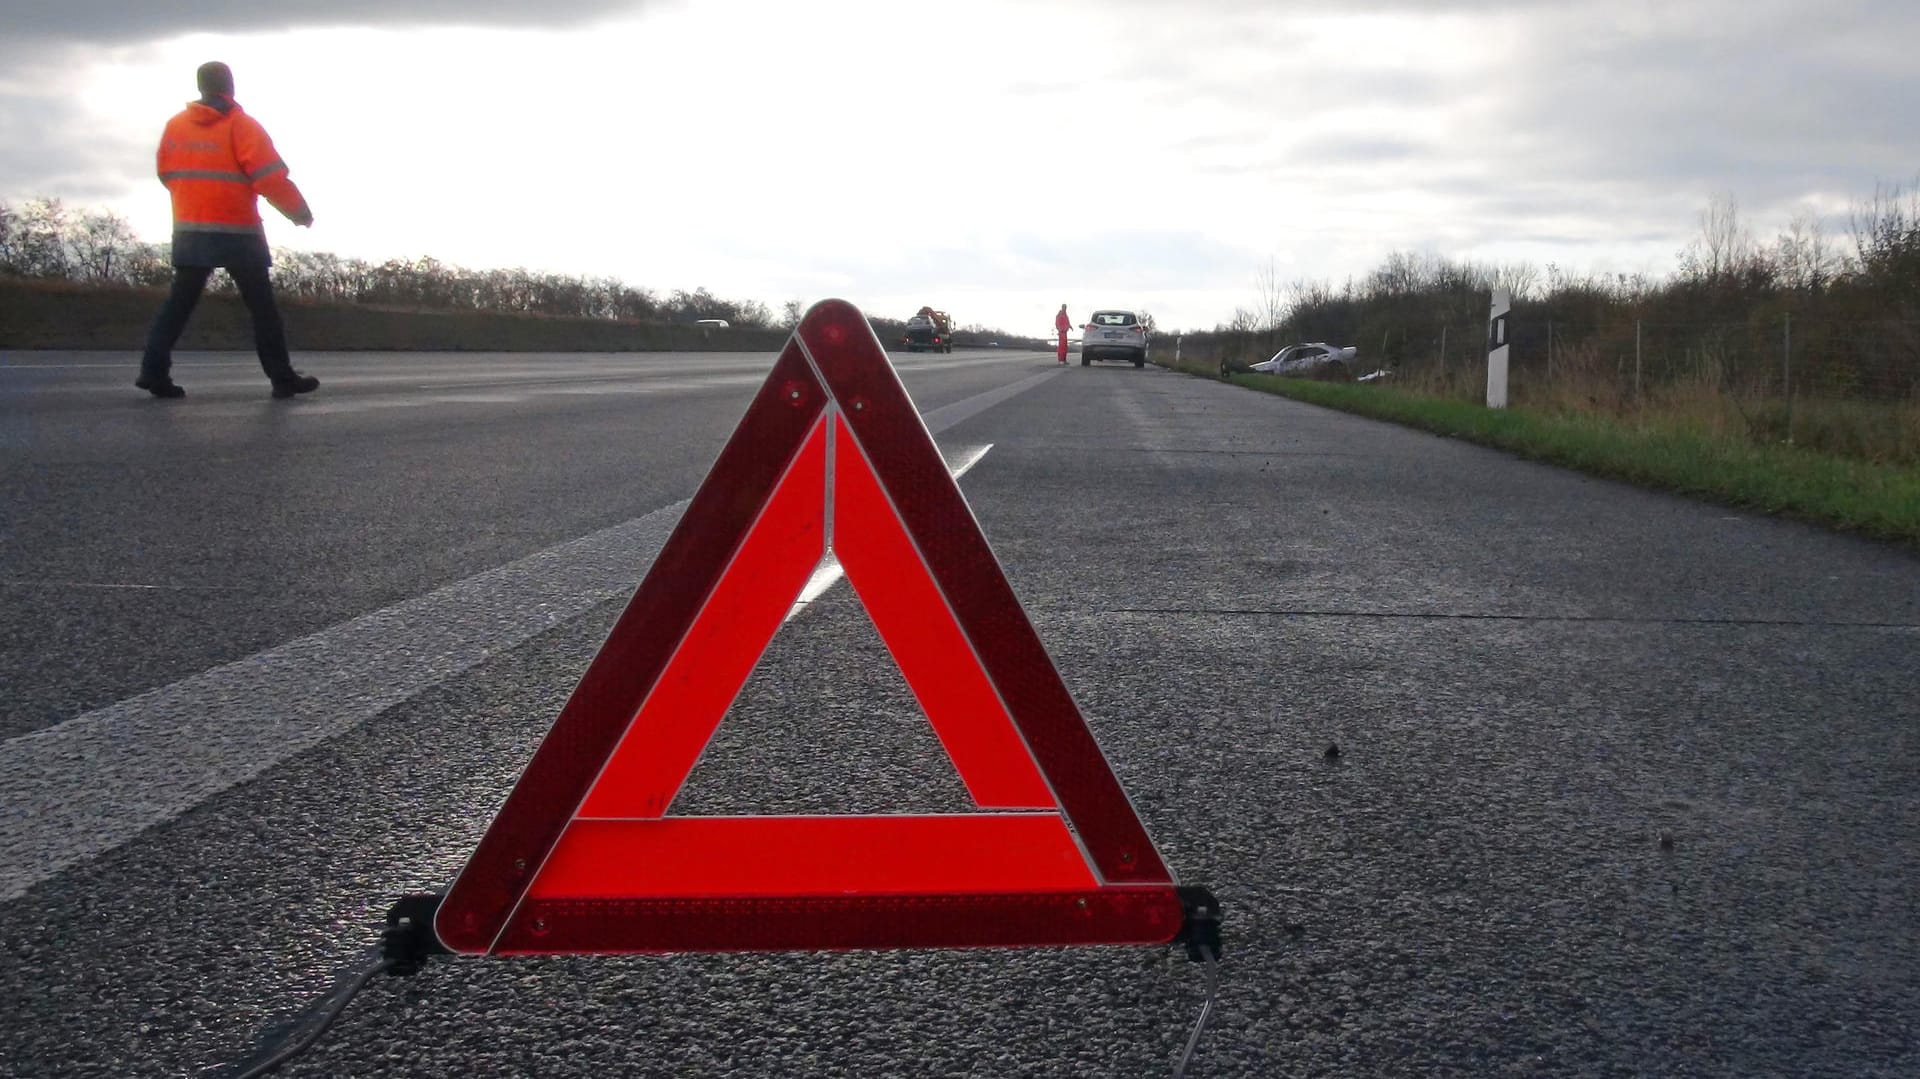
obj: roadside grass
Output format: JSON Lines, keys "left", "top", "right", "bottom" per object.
{"left": 1187, "top": 364, "right": 1920, "bottom": 547}
{"left": 1392, "top": 340, "right": 1920, "bottom": 469}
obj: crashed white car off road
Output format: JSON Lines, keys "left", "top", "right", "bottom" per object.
{"left": 1250, "top": 343, "right": 1358, "bottom": 375}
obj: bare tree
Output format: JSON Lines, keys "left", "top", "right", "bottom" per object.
{"left": 733, "top": 299, "right": 774, "bottom": 328}
{"left": 1848, "top": 177, "right": 1920, "bottom": 283}
{"left": 1773, "top": 209, "right": 1841, "bottom": 292}
{"left": 1366, "top": 250, "right": 1432, "bottom": 298}
{"left": 0, "top": 194, "right": 913, "bottom": 336}
{"left": 1287, "top": 277, "right": 1334, "bottom": 312}
{"left": 1253, "top": 257, "right": 1287, "bottom": 354}
{"left": 68, "top": 207, "right": 159, "bottom": 284}
{"left": 1492, "top": 261, "right": 1542, "bottom": 301}
{"left": 1680, "top": 191, "right": 1755, "bottom": 281}
{"left": 0, "top": 201, "right": 17, "bottom": 274}
{"left": 782, "top": 299, "right": 805, "bottom": 328}
{"left": 6, "top": 198, "right": 72, "bottom": 278}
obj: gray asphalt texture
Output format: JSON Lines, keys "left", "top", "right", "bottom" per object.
{"left": 3, "top": 347, "right": 1918, "bottom": 1077}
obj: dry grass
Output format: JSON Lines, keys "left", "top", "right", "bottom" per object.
{"left": 1365, "top": 339, "right": 1920, "bottom": 468}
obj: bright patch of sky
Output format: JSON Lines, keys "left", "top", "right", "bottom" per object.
{"left": 7, "top": 0, "right": 1916, "bottom": 333}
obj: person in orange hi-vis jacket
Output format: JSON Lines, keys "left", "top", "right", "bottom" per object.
{"left": 1055, "top": 303, "right": 1072, "bottom": 364}
{"left": 136, "top": 61, "right": 320, "bottom": 399}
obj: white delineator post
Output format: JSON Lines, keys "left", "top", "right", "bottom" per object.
{"left": 1486, "top": 288, "right": 1512, "bottom": 409}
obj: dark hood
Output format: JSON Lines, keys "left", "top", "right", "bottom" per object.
{"left": 184, "top": 96, "right": 238, "bottom": 124}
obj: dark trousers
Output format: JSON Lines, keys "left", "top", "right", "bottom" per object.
{"left": 140, "top": 263, "right": 296, "bottom": 383}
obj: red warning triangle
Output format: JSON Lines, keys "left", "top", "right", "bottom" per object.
{"left": 435, "top": 300, "right": 1183, "bottom": 954}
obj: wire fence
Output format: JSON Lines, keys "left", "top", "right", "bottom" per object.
{"left": 1393, "top": 316, "right": 1920, "bottom": 406}
{"left": 1175, "top": 315, "right": 1920, "bottom": 464}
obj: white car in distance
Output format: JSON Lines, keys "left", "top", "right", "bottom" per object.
{"left": 1081, "top": 310, "right": 1149, "bottom": 367}
{"left": 1250, "top": 342, "right": 1357, "bottom": 375}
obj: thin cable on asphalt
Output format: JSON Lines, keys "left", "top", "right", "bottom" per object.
{"left": 1172, "top": 943, "right": 1219, "bottom": 1079}
{"left": 211, "top": 949, "right": 393, "bottom": 1079}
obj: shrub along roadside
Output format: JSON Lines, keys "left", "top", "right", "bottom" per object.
{"left": 1215, "top": 370, "right": 1920, "bottom": 548}
{"left": 0, "top": 277, "right": 796, "bottom": 352}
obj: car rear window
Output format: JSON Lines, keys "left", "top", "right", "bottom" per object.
{"left": 1091, "top": 312, "right": 1136, "bottom": 326}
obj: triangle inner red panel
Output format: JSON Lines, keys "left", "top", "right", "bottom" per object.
{"left": 831, "top": 412, "right": 1054, "bottom": 810}
{"left": 434, "top": 339, "right": 828, "bottom": 955}
{"left": 435, "top": 301, "right": 1179, "bottom": 956}
{"left": 577, "top": 417, "right": 828, "bottom": 819}
{"left": 807, "top": 306, "right": 1172, "bottom": 887}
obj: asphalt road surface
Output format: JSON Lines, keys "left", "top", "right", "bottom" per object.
{"left": 2, "top": 346, "right": 1917, "bottom": 1077}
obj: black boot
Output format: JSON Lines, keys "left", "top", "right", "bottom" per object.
{"left": 135, "top": 375, "right": 186, "bottom": 399}
{"left": 270, "top": 373, "right": 320, "bottom": 399}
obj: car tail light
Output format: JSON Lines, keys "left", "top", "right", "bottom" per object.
{"left": 1131, "top": 326, "right": 1145, "bottom": 334}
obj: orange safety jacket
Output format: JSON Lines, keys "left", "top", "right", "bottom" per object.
{"left": 1055, "top": 309, "right": 1072, "bottom": 333}
{"left": 156, "top": 98, "right": 309, "bottom": 243}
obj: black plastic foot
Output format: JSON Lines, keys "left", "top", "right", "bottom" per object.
{"left": 1173, "top": 885, "right": 1223, "bottom": 963}
{"left": 382, "top": 892, "right": 449, "bottom": 976}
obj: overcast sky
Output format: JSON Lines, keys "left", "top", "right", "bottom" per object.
{"left": 3, "top": 0, "right": 1915, "bottom": 333}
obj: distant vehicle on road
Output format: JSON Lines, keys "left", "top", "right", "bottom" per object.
{"left": 1251, "top": 342, "right": 1357, "bottom": 377}
{"left": 1080, "top": 310, "right": 1148, "bottom": 368}
{"left": 695, "top": 318, "right": 731, "bottom": 329}
{"left": 903, "top": 307, "right": 954, "bottom": 353}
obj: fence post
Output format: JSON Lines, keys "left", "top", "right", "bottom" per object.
{"left": 1439, "top": 324, "right": 1447, "bottom": 372}
{"left": 1634, "top": 320, "right": 1643, "bottom": 399}
{"left": 1547, "top": 320, "right": 1554, "bottom": 381}
{"left": 1783, "top": 313, "right": 1793, "bottom": 443}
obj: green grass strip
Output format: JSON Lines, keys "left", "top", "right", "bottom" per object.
{"left": 1223, "top": 373, "right": 1920, "bottom": 548}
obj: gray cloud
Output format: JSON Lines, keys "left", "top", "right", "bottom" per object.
{"left": 1122, "top": 0, "right": 1920, "bottom": 259}
{"left": 0, "top": 51, "right": 149, "bottom": 204}
{"left": 0, "top": 81, "right": 149, "bottom": 203}
{"left": 8, "top": 1, "right": 653, "bottom": 44}
{"left": 1088, "top": 0, "right": 1572, "bottom": 11}
{"left": 713, "top": 229, "right": 1262, "bottom": 296}
{"left": 1483, "top": 2, "right": 1920, "bottom": 212}
{"left": 8, "top": 0, "right": 1914, "bottom": 306}
{"left": 0, "top": 1, "right": 661, "bottom": 201}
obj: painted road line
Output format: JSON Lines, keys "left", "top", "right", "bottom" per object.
{"left": 918, "top": 369, "right": 1059, "bottom": 431}
{"left": 0, "top": 368, "right": 1059, "bottom": 900}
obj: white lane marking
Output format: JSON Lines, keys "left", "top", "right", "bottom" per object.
{"left": 441, "top": 374, "right": 763, "bottom": 393}
{"left": 0, "top": 504, "right": 686, "bottom": 902}
{"left": 0, "top": 580, "right": 247, "bottom": 592}
{"left": 0, "top": 367, "right": 1058, "bottom": 901}
{"left": 289, "top": 377, "right": 763, "bottom": 415}
{"left": 918, "top": 369, "right": 1058, "bottom": 431}
{"left": 0, "top": 361, "right": 261, "bottom": 370}
{"left": 783, "top": 443, "right": 995, "bottom": 623}
{"left": 289, "top": 397, "right": 447, "bottom": 416}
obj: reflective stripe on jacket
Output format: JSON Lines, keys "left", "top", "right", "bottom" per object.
{"left": 156, "top": 98, "right": 309, "bottom": 236}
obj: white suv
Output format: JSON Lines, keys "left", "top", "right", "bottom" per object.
{"left": 1081, "top": 310, "right": 1149, "bottom": 367}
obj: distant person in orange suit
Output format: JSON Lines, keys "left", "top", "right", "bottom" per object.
{"left": 1055, "top": 304, "right": 1072, "bottom": 364}
{"left": 137, "top": 61, "right": 320, "bottom": 399}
